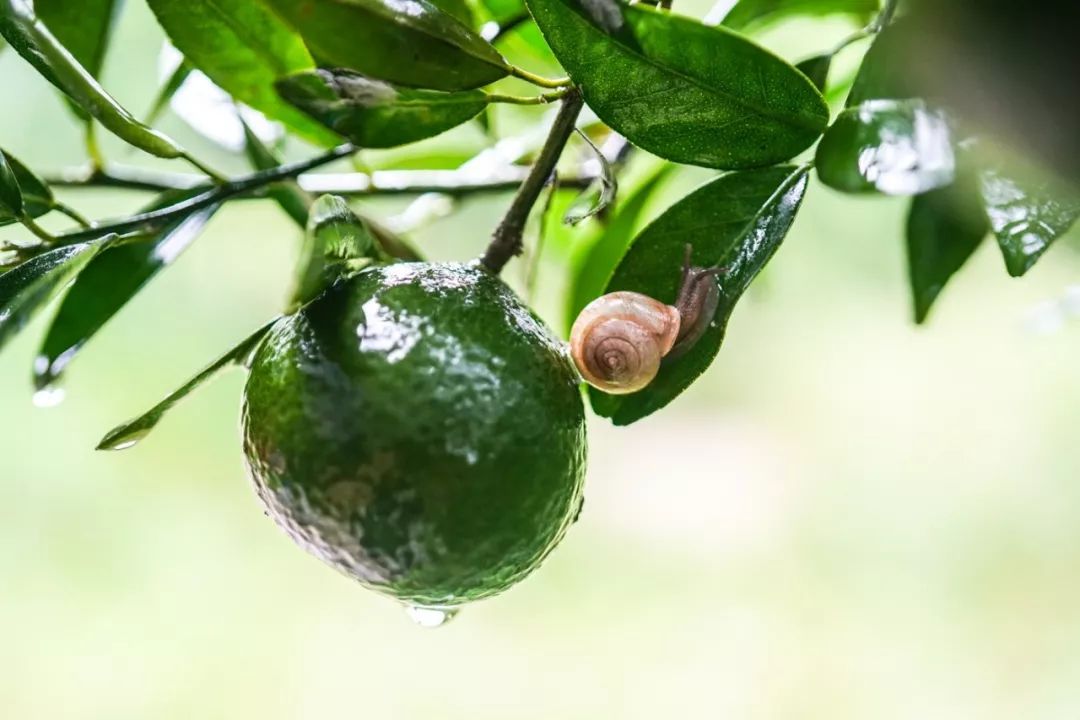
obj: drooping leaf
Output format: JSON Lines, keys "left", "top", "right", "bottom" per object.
{"left": 719, "top": 0, "right": 879, "bottom": 32}
{"left": 0, "top": 0, "right": 185, "bottom": 160}
{"left": 144, "top": 55, "right": 193, "bottom": 126}
{"left": 145, "top": 0, "right": 338, "bottom": 146}
{"left": 0, "top": 150, "right": 24, "bottom": 217}
{"left": 526, "top": 0, "right": 829, "bottom": 169}
{"left": 563, "top": 129, "right": 617, "bottom": 226}
{"left": 590, "top": 165, "right": 810, "bottom": 425}
{"left": 907, "top": 170, "right": 988, "bottom": 323}
{"left": 240, "top": 118, "right": 311, "bottom": 228}
{"left": 565, "top": 162, "right": 672, "bottom": 331}
{"left": 289, "top": 195, "right": 379, "bottom": 311}
{"left": 0, "top": 240, "right": 110, "bottom": 353}
{"left": 34, "top": 192, "right": 220, "bottom": 391}
{"left": 276, "top": 69, "right": 488, "bottom": 148}
{"left": 795, "top": 52, "right": 832, "bottom": 93}
{"left": 264, "top": 0, "right": 510, "bottom": 91}
{"left": 97, "top": 319, "right": 279, "bottom": 451}
{"left": 976, "top": 161, "right": 1080, "bottom": 277}
{"left": 816, "top": 99, "right": 956, "bottom": 195}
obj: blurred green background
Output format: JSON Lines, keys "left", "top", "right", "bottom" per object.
{"left": 3, "top": 3, "right": 1080, "bottom": 718}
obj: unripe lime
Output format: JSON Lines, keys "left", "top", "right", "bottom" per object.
{"left": 242, "top": 262, "right": 587, "bottom": 606}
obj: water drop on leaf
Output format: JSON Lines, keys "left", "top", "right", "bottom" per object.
{"left": 31, "top": 385, "right": 65, "bottom": 408}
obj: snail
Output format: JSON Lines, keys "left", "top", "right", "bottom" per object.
{"left": 570, "top": 245, "right": 724, "bottom": 394}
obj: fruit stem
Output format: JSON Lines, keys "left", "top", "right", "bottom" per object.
{"left": 481, "top": 88, "right": 584, "bottom": 274}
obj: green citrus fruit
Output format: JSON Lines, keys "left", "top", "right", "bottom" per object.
{"left": 241, "top": 262, "right": 587, "bottom": 606}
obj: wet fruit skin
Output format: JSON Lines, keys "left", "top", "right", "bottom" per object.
{"left": 242, "top": 262, "right": 587, "bottom": 606}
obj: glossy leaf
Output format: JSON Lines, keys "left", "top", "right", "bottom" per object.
{"left": 0, "top": 0, "right": 184, "bottom": 159}
{"left": 526, "top": 0, "right": 829, "bottom": 169}
{"left": 97, "top": 320, "right": 278, "bottom": 451}
{"left": 0, "top": 151, "right": 54, "bottom": 227}
{"left": 276, "top": 69, "right": 488, "bottom": 148}
{"left": 429, "top": 0, "right": 474, "bottom": 25}
{"left": 240, "top": 118, "right": 311, "bottom": 229}
{"left": 35, "top": 192, "right": 220, "bottom": 391}
{"left": 816, "top": 99, "right": 955, "bottom": 195}
{"left": 0, "top": 150, "right": 23, "bottom": 216}
{"left": 290, "top": 195, "right": 378, "bottom": 311}
{"left": 796, "top": 52, "right": 832, "bottom": 93}
{"left": 590, "top": 165, "right": 810, "bottom": 425}
{"left": 146, "top": 0, "right": 337, "bottom": 146}
{"left": 264, "top": 0, "right": 510, "bottom": 91}
{"left": 719, "top": 0, "right": 879, "bottom": 31}
{"left": 0, "top": 240, "right": 109, "bottom": 353}
{"left": 977, "top": 163, "right": 1080, "bottom": 277}
{"left": 565, "top": 163, "right": 672, "bottom": 331}
{"left": 563, "top": 130, "right": 617, "bottom": 226}
{"left": 907, "top": 172, "right": 988, "bottom": 323}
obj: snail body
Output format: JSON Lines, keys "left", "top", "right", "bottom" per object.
{"left": 570, "top": 248, "right": 723, "bottom": 395}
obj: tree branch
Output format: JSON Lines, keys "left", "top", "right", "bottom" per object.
{"left": 481, "top": 88, "right": 585, "bottom": 274}
{"left": 52, "top": 144, "right": 358, "bottom": 246}
{"left": 44, "top": 164, "right": 597, "bottom": 198}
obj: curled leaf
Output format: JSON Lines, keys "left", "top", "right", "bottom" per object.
{"left": 563, "top": 129, "right": 617, "bottom": 226}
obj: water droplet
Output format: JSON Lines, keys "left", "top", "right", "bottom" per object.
{"left": 98, "top": 427, "right": 150, "bottom": 452}
{"left": 405, "top": 604, "right": 460, "bottom": 629}
{"left": 32, "top": 386, "right": 65, "bottom": 408}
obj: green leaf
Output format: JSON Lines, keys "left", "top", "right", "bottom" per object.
{"left": 976, "top": 161, "right": 1080, "bottom": 278}
{"left": 795, "top": 52, "right": 832, "bottom": 93}
{"left": 240, "top": 118, "right": 311, "bottom": 228}
{"left": 290, "top": 195, "right": 378, "bottom": 311}
{"left": 562, "top": 130, "right": 617, "bottom": 226}
{"left": 0, "top": 0, "right": 185, "bottom": 160}
{"left": 590, "top": 165, "right": 810, "bottom": 425}
{"left": 526, "top": 0, "right": 829, "bottom": 169}
{"left": 34, "top": 192, "right": 220, "bottom": 392}
{"left": 846, "top": 15, "right": 916, "bottom": 106}
{"left": 564, "top": 162, "right": 671, "bottom": 332}
{"left": 0, "top": 240, "right": 110, "bottom": 353}
{"left": 146, "top": 0, "right": 338, "bottom": 146}
{"left": 720, "top": 0, "right": 879, "bottom": 32}
{"left": 264, "top": 0, "right": 509, "bottom": 91}
{"left": 144, "top": 56, "right": 193, "bottom": 126}
{"left": 0, "top": 150, "right": 24, "bottom": 216}
{"left": 429, "top": 0, "right": 474, "bottom": 25}
{"left": 0, "top": 151, "right": 54, "bottom": 227}
{"left": 276, "top": 69, "right": 488, "bottom": 148}
{"left": 481, "top": 0, "right": 525, "bottom": 23}
{"left": 97, "top": 319, "right": 278, "bottom": 451}
{"left": 907, "top": 171, "right": 989, "bottom": 324}
{"left": 36, "top": 0, "right": 121, "bottom": 78}
{"left": 816, "top": 99, "right": 955, "bottom": 195}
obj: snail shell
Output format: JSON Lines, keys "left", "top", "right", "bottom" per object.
{"left": 569, "top": 291, "right": 681, "bottom": 394}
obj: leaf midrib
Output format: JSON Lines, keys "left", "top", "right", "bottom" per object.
{"left": 562, "top": 1, "right": 824, "bottom": 134}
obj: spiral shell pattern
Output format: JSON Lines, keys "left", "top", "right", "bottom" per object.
{"left": 569, "top": 292, "right": 681, "bottom": 394}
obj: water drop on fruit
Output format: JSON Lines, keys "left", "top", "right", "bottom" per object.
{"left": 405, "top": 605, "right": 460, "bottom": 629}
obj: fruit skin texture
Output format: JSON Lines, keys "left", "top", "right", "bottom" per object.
{"left": 242, "top": 262, "right": 587, "bottom": 606}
